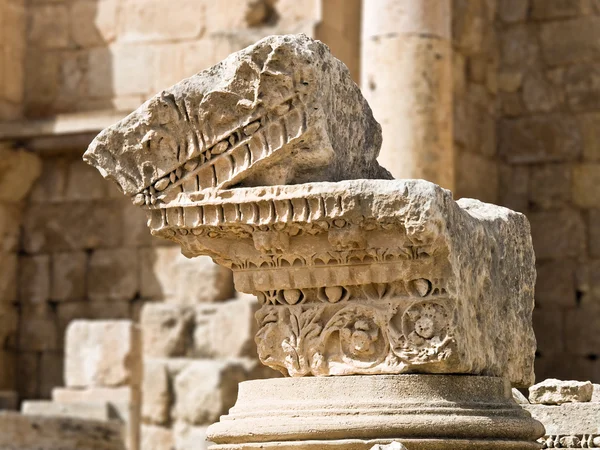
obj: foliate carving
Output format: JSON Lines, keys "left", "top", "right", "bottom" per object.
{"left": 84, "top": 34, "right": 391, "bottom": 202}
{"left": 540, "top": 435, "right": 600, "bottom": 448}
{"left": 255, "top": 298, "right": 457, "bottom": 377}
{"left": 85, "top": 34, "right": 537, "bottom": 386}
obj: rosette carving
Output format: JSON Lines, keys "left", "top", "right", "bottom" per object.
{"left": 320, "top": 305, "right": 389, "bottom": 374}
{"left": 389, "top": 301, "right": 455, "bottom": 365}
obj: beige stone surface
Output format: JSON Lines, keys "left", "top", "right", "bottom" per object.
{"left": 193, "top": 297, "right": 259, "bottom": 359}
{"left": 84, "top": 34, "right": 391, "bottom": 199}
{"left": 140, "top": 248, "right": 234, "bottom": 304}
{"left": 141, "top": 359, "right": 170, "bottom": 425}
{"left": 0, "top": 411, "right": 126, "bottom": 450}
{"left": 0, "top": 148, "right": 42, "bottom": 202}
{"left": 529, "top": 378, "right": 594, "bottom": 405}
{"left": 65, "top": 320, "right": 141, "bottom": 388}
{"left": 52, "top": 386, "right": 138, "bottom": 421}
{"left": 128, "top": 179, "right": 535, "bottom": 386}
{"left": 524, "top": 402, "right": 600, "bottom": 441}
{"left": 140, "top": 303, "right": 194, "bottom": 357}
{"left": 51, "top": 251, "right": 87, "bottom": 300}
{"left": 141, "top": 425, "right": 174, "bottom": 450}
{"left": 88, "top": 248, "right": 139, "bottom": 301}
{"left": 173, "top": 360, "right": 247, "bottom": 425}
{"left": 173, "top": 421, "right": 212, "bottom": 450}
{"left": 21, "top": 400, "right": 110, "bottom": 421}
{"left": 207, "top": 375, "right": 544, "bottom": 449}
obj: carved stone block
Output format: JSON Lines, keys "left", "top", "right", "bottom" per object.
{"left": 137, "top": 180, "right": 534, "bottom": 386}
{"left": 85, "top": 34, "right": 536, "bottom": 387}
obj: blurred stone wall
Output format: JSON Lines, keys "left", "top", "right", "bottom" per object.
{"left": 494, "top": 0, "right": 600, "bottom": 381}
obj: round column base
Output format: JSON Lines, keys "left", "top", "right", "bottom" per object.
{"left": 207, "top": 375, "right": 544, "bottom": 450}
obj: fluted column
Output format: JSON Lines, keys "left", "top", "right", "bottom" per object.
{"left": 361, "top": 0, "right": 454, "bottom": 189}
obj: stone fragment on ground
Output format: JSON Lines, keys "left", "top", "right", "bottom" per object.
{"left": 529, "top": 378, "right": 593, "bottom": 404}
{"left": 21, "top": 400, "right": 111, "bottom": 421}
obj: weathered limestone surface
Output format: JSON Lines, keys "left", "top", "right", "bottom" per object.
{"left": 84, "top": 33, "right": 391, "bottom": 202}
{"left": 65, "top": 320, "right": 141, "bottom": 388}
{"left": 207, "top": 375, "right": 544, "bottom": 449}
{"left": 86, "top": 34, "right": 541, "bottom": 449}
{"left": 0, "top": 411, "right": 125, "bottom": 450}
{"left": 520, "top": 379, "right": 600, "bottom": 448}
{"left": 21, "top": 400, "right": 111, "bottom": 421}
{"left": 529, "top": 378, "right": 594, "bottom": 405}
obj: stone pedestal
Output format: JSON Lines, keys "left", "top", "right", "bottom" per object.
{"left": 84, "top": 34, "right": 544, "bottom": 450}
{"left": 207, "top": 375, "right": 544, "bottom": 450}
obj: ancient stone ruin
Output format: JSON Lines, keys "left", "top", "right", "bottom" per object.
{"left": 82, "top": 33, "right": 550, "bottom": 449}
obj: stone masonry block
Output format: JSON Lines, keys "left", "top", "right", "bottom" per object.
{"left": 70, "top": 0, "right": 118, "bottom": 47}
{"left": 0, "top": 391, "right": 18, "bottom": 410}
{"left": 18, "top": 304, "right": 59, "bottom": 352}
{"left": 532, "top": 309, "right": 564, "bottom": 355}
{"left": 535, "top": 259, "right": 577, "bottom": 308}
{"left": 0, "top": 413, "right": 126, "bottom": 450}
{"left": 65, "top": 320, "right": 141, "bottom": 388}
{"left": 140, "top": 247, "right": 234, "bottom": 304}
{"left": 531, "top": 0, "right": 587, "bottom": 19}
{"left": 51, "top": 251, "right": 87, "bottom": 301}
{"left": 53, "top": 386, "right": 138, "bottom": 422}
{"left": 0, "top": 203, "right": 21, "bottom": 253}
{"left": 580, "top": 112, "right": 600, "bottom": 162}
{"left": 499, "top": 115, "right": 582, "bottom": 164}
{"left": 173, "top": 360, "right": 247, "bottom": 425}
{"left": 565, "top": 305, "right": 600, "bottom": 356}
{"left": 22, "top": 400, "right": 111, "bottom": 421}
{"left": 22, "top": 201, "right": 122, "bottom": 253}
{"left": 140, "top": 303, "right": 193, "bottom": 357}
{"left": 529, "top": 210, "right": 585, "bottom": 260}
{"left": 539, "top": 17, "right": 600, "bottom": 66}
{"left": 565, "top": 63, "right": 600, "bottom": 112}
{"left": 529, "top": 164, "right": 571, "bottom": 210}
{"left": 0, "top": 148, "right": 41, "bottom": 203}
{"left": 118, "top": 0, "right": 204, "bottom": 43}
{"left": 589, "top": 210, "right": 600, "bottom": 258}
{"left": 28, "top": 4, "right": 69, "bottom": 49}
{"left": 19, "top": 254, "right": 50, "bottom": 303}
{"left": 141, "top": 359, "right": 170, "bottom": 426}
{"left": 193, "top": 297, "right": 260, "bottom": 359}
{"left": 173, "top": 421, "right": 211, "bottom": 450}
{"left": 529, "top": 379, "right": 593, "bottom": 405}
{"left": 141, "top": 425, "right": 174, "bottom": 450}
{"left": 0, "top": 253, "right": 17, "bottom": 304}
{"left": 39, "top": 351, "right": 64, "bottom": 399}
{"left": 65, "top": 159, "right": 109, "bottom": 201}
{"left": 524, "top": 402, "right": 600, "bottom": 436}
{"left": 88, "top": 249, "right": 139, "bottom": 301}
{"left": 573, "top": 164, "right": 600, "bottom": 208}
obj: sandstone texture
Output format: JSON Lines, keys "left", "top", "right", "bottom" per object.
{"left": 65, "top": 320, "right": 141, "bottom": 388}
{"left": 529, "top": 378, "right": 594, "bottom": 405}
{"left": 0, "top": 411, "right": 125, "bottom": 450}
{"left": 84, "top": 34, "right": 391, "bottom": 203}
{"left": 135, "top": 179, "right": 535, "bottom": 386}
{"left": 86, "top": 35, "right": 537, "bottom": 387}
{"left": 207, "top": 375, "right": 544, "bottom": 449}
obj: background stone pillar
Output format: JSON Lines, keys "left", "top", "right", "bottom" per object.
{"left": 361, "top": 0, "right": 454, "bottom": 189}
